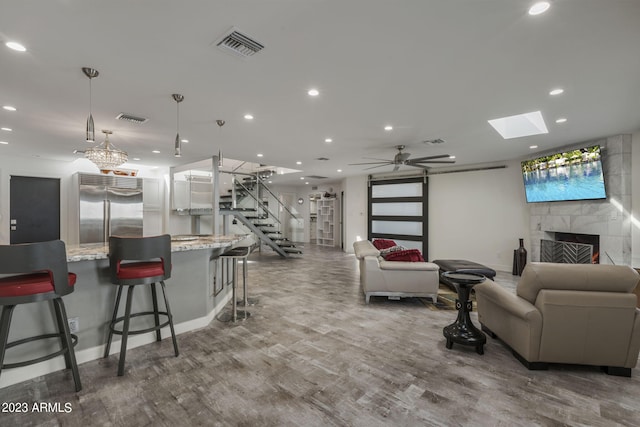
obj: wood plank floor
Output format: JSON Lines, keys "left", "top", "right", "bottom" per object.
{"left": 1, "top": 245, "right": 639, "bottom": 426}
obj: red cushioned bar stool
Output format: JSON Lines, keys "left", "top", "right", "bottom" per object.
{"left": 104, "top": 235, "right": 178, "bottom": 376}
{"left": 0, "top": 240, "right": 82, "bottom": 392}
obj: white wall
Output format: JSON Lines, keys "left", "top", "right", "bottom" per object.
{"left": 343, "top": 175, "right": 368, "bottom": 253}
{"left": 428, "top": 160, "right": 530, "bottom": 272}
{"left": 632, "top": 131, "right": 640, "bottom": 267}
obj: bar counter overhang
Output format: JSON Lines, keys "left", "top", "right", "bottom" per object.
{"left": 0, "top": 234, "right": 247, "bottom": 388}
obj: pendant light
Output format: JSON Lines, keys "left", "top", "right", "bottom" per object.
{"left": 82, "top": 67, "right": 99, "bottom": 143}
{"left": 172, "top": 94, "right": 184, "bottom": 157}
{"left": 216, "top": 119, "right": 225, "bottom": 166}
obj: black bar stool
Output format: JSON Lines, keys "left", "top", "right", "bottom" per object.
{"left": 217, "top": 246, "right": 252, "bottom": 322}
{"left": 0, "top": 240, "right": 82, "bottom": 392}
{"left": 104, "top": 234, "right": 178, "bottom": 376}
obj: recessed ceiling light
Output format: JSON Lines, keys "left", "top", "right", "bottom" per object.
{"left": 488, "top": 111, "right": 548, "bottom": 139}
{"left": 549, "top": 88, "right": 564, "bottom": 96}
{"left": 555, "top": 118, "right": 567, "bottom": 123}
{"left": 337, "top": 169, "right": 342, "bottom": 172}
{"left": 268, "top": 180, "right": 273, "bottom": 184}
{"left": 1, "top": 127, "right": 11, "bottom": 132}
{"left": 307, "top": 89, "right": 319, "bottom": 97}
{"left": 257, "top": 153, "right": 263, "bottom": 157}
{"left": 528, "top": 2, "right": 550, "bottom": 16}
{"left": 5, "top": 41, "right": 26, "bottom": 52}
{"left": 0, "top": 141, "right": 8, "bottom": 145}
{"left": 449, "top": 155, "right": 456, "bottom": 159}
{"left": 152, "top": 150, "right": 161, "bottom": 154}
{"left": 181, "top": 139, "right": 189, "bottom": 143}
{"left": 325, "top": 138, "right": 333, "bottom": 143}
{"left": 305, "top": 182, "right": 309, "bottom": 185}
{"left": 530, "top": 145, "right": 538, "bottom": 149}
{"left": 3, "top": 106, "right": 17, "bottom": 111}
{"left": 384, "top": 125, "right": 393, "bottom": 131}
{"left": 296, "top": 161, "right": 302, "bottom": 165}
{"left": 300, "top": 177, "right": 304, "bottom": 180}
{"left": 133, "top": 157, "right": 141, "bottom": 161}
{"left": 244, "top": 114, "right": 254, "bottom": 120}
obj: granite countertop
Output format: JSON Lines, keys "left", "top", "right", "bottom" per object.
{"left": 66, "top": 234, "right": 248, "bottom": 262}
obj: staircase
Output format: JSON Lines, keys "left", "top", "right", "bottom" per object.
{"left": 219, "top": 174, "right": 303, "bottom": 257}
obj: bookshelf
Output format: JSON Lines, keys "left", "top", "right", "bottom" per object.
{"left": 316, "top": 197, "right": 337, "bottom": 246}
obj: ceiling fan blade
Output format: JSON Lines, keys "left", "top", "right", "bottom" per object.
{"left": 363, "top": 164, "right": 392, "bottom": 171}
{"left": 408, "top": 163, "right": 430, "bottom": 170}
{"left": 362, "top": 157, "right": 393, "bottom": 162}
{"left": 408, "top": 154, "right": 452, "bottom": 162}
{"left": 393, "top": 164, "right": 400, "bottom": 172}
{"left": 413, "top": 160, "right": 456, "bottom": 164}
{"left": 348, "top": 161, "right": 392, "bottom": 165}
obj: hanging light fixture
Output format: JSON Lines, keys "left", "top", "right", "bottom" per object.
{"left": 82, "top": 67, "right": 99, "bottom": 143}
{"left": 85, "top": 130, "right": 128, "bottom": 172}
{"left": 172, "top": 94, "right": 184, "bottom": 157}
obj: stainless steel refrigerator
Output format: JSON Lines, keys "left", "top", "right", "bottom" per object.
{"left": 78, "top": 173, "right": 143, "bottom": 244}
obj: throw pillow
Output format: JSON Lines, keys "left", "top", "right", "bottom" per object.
{"left": 372, "top": 239, "right": 397, "bottom": 250}
{"left": 383, "top": 249, "right": 425, "bottom": 262}
{"left": 379, "top": 245, "right": 407, "bottom": 256}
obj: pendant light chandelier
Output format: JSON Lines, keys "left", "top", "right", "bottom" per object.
{"left": 172, "top": 94, "right": 184, "bottom": 157}
{"left": 85, "top": 130, "right": 128, "bottom": 171}
{"left": 82, "top": 67, "right": 99, "bottom": 143}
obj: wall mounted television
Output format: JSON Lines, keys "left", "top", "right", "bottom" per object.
{"left": 521, "top": 145, "right": 607, "bottom": 203}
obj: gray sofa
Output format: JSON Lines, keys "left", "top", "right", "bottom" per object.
{"left": 353, "top": 240, "right": 439, "bottom": 304}
{"left": 475, "top": 262, "right": 640, "bottom": 376}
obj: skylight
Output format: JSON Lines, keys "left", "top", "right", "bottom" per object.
{"left": 488, "top": 111, "right": 548, "bottom": 139}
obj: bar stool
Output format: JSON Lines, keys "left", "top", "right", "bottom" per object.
{"left": 0, "top": 240, "right": 82, "bottom": 392}
{"left": 217, "top": 246, "right": 252, "bottom": 322}
{"left": 104, "top": 235, "right": 178, "bottom": 376}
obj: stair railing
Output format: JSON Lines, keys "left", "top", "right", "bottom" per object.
{"left": 232, "top": 176, "right": 281, "bottom": 225}
{"left": 255, "top": 174, "right": 301, "bottom": 222}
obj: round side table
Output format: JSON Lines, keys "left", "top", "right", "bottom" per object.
{"left": 442, "top": 271, "right": 486, "bottom": 355}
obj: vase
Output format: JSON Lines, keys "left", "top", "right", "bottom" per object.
{"left": 515, "top": 238, "right": 527, "bottom": 276}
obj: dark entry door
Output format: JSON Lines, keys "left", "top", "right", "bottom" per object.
{"left": 10, "top": 175, "right": 61, "bottom": 244}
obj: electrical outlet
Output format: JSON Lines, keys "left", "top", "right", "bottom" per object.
{"left": 68, "top": 317, "right": 79, "bottom": 333}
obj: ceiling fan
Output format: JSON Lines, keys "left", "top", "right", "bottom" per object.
{"left": 349, "top": 145, "right": 455, "bottom": 171}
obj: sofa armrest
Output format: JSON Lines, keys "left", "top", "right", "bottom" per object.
{"left": 475, "top": 281, "right": 539, "bottom": 322}
{"left": 627, "top": 309, "right": 640, "bottom": 368}
{"left": 475, "top": 280, "right": 543, "bottom": 361}
{"left": 379, "top": 259, "right": 439, "bottom": 271}
{"left": 353, "top": 240, "right": 380, "bottom": 259}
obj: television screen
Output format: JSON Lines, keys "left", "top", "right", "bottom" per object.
{"left": 521, "top": 145, "right": 606, "bottom": 203}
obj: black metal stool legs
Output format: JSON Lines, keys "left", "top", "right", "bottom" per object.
{"left": 52, "top": 298, "right": 82, "bottom": 391}
{"left": 104, "top": 285, "right": 124, "bottom": 358}
{"left": 0, "top": 305, "right": 16, "bottom": 375}
{"left": 118, "top": 285, "right": 135, "bottom": 376}
{"left": 104, "top": 282, "right": 178, "bottom": 376}
{"left": 159, "top": 281, "right": 179, "bottom": 357}
{"left": 150, "top": 283, "right": 161, "bottom": 342}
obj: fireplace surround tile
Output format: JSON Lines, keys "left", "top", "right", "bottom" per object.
{"left": 528, "top": 134, "right": 632, "bottom": 265}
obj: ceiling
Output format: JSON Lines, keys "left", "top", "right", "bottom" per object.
{"left": 1, "top": 1, "right": 639, "bottom": 186}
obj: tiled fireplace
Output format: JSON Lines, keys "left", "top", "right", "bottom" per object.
{"left": 529, "top": 135, "right": 632, "bottom": 265}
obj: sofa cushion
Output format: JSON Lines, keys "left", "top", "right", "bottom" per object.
{"left": 372, "top": 239, "right": 397, "bottom": 250}
{"left": 379, "top": 259, "right": 440, "bottom": 271}
{"left": 383, "top": 249, "right": 424, "bottom": 262}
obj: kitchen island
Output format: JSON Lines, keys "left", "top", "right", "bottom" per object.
{"left": 0, "top": 234, "right": 247, "bottom": 388}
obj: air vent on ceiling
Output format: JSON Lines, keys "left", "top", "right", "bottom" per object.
{"left": 116, "top": 113, "right": 148, "bottom": 124}
{"left": 305, "top": 175, "right": 328, "bottom": 179}
{"left": 424, "top": 138, "right": 445, "bottom": 145}
{"left": 315, "top": 157, "right": 330, "bottom": 161}
{"left": 216, "top": 28, "right": 265, "bottom": 58}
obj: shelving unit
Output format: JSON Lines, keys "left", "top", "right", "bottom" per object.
{"left": 316, "top": 197, "right": 337, "bottom": 246}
